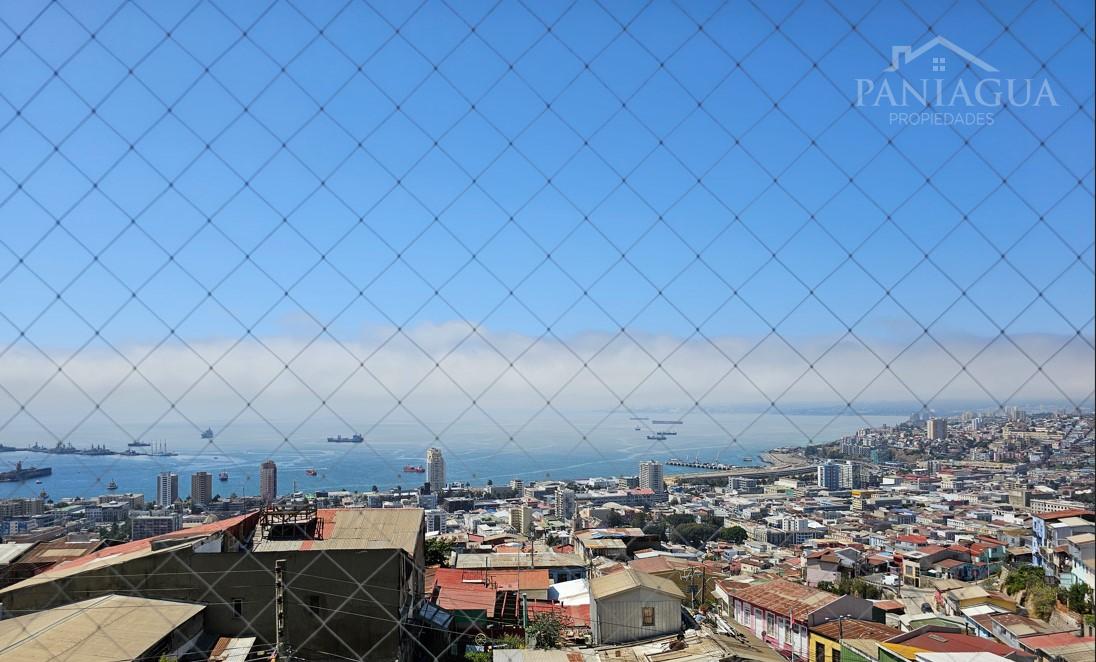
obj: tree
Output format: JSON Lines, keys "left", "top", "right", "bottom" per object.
{"left": 1060, "top": 581, "right": 1091, "bottom": 614}
{"left": 426, "top": 537, "right": 453, "bottom": 566}
{"left": 527, "top": 612, "right": 567, "bottom": 649}
{"left": 673, "top": 523, "right": 718, "bottom": 547}
{"left": 719, "top": 526, "right": 748, "bottom": 544}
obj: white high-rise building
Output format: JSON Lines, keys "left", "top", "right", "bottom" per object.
{"left": 259, "top": 460, "right": 277, "bottom": 504}
{"left": 639, "top": 460, "right": 664, "bottom": 492}
{"left": 838, "top": 461, "right": 862, "bottom": 489}
{"left": 156, "top": 472, "right": 178, "bottom": 507}
{"left": 555, "top": 488, "right": 576, "bottom": 519}
{"left": 426, "top": 447, "right": 445, "bottom": 492}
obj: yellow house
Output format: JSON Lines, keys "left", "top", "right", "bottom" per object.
{"left": 808, "top": 619, "right": 901, "bottom": 662}
{"left": 943, "top": 586, "right": 1017, "bottom": 616}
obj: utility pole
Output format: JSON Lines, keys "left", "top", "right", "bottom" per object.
{"left": 275, "top": 559, "right": 289, "bottom": 661}
{"left": 521, "top": 592, "right": 530, "bottom": 648}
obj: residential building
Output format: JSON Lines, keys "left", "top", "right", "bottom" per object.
{"left": 589, "top": 568, "right": 685, "bottom": 645}
{"left": 259, "top": 460, "right": 277, "bottom": 505}
{"left": 426, "top": 447, "right": 445, "bottom": 492}
{"left": 0, "top": 508, "right": 427, "bottom": 662}
{"left": 717, "top": 577, "right": 880, "bottom": 660}
{"left": 555, "top": 488, "right": 576, "bottom": 519}
{"left": 927, "top": 418, "right": 947, "bottom": 440}
{"left": 130, "top": 511, "right": 182, "bottom": 540}
{"left": 0, "top": 594, "right": 205, "bottom": 661}
{"left": 809, "top": 618, "right": 899, "bottom": 662}
{"left": 510, "top": 505, "right": 533, "bottom": 536}
{"left": 639, "top": 460, "right": 665, "bottom": 493}
{"left": 818, "top": 461, "right": 841, "bottom": 490}
{"left": 155, "top": 472, "right": 178, "bottom": 507}
{"left": 190, "top": 472, "right": 212, "bottom": 507}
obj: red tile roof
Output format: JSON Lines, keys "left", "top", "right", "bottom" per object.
{"left": 1034, "top": 509, "right": 1093, "bottom": 520}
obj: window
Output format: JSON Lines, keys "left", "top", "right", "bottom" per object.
{"left": 231, "top": 598, "right": 243, "bottom": 619}
{"left": 834, "top": 651, "right": 841, "bottom": 662}
{"left": 815, "top": 642, "right": 825, "bottom": 662}
{"left": 309, "top": 595, "right": 324, "bottom": 616}
{"left": 642, "top": 606, "right": 655, "bottom": 626}
{"left": 766, "top": 613, "right": 774, "bottom": 633}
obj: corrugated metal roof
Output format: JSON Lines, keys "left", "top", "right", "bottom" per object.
{"left": 0, "top": 594, "right": 203, "bottom": 661}
{"left": 252, "top": 507, "right": 422, "bottom": 555}
{"left": 0, "top": 542, "right": 33, "bottom": 566}
{"left": 589, "top": 567, "right": 685, "bottom": 600}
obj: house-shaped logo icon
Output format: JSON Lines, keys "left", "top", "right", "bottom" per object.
{"left": 883, "top": 36, "right": 998, "bottom": 73}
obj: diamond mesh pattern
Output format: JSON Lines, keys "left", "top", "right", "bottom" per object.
{"left": 0, "top": 0, "right": 1092, "bottom": 660}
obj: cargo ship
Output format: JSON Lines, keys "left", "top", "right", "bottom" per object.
{"left": 127, "top": 441, "right": 151, "bottom": 448}
{"left": 402, "top": 465, "right": 425, "bottom": 473}
{"left": 201, "top": 428, "right": 214, "bottom": 440}
{"left": 218, "top": 471, "right": 229, "bottom": 481}
{"left": 0, "top": 461, "right": 52, "bottom": 483}
{"left": 305, "top": 468, "right": 317, "bottom": 476}
{"left": 327, "top": 434, "right": 363, "bottom": 443}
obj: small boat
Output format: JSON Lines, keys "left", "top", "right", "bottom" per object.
{"left": 35, "top": 480, "right": 42, "bottom": 484}
{"left": 106, "top": 480, "right": 118, "bottom": 490}
{"left": 218, "top": 471, "right": 229, "bottom": 481}
{"left": 305, "top": 468, "right": 317, "bottom": 476}
{"left": 403, "top": 465, "right": 425, "bottom": 473}
{"left": 634, "top": 426, "right": 641, "bottom": 431}
{"left": 742, "top": 456, "right": 754, "bottom": 462}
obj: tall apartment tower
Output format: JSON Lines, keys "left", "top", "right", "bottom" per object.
{"left": 817, "top": 460, "right": 841, "bottom": 489}
{"left": 190, "top": 471, "right": 213, "bottom": 507}
{"left": 555, "top": 488, "right": 576, "bottom": 519}
{"left": 155, "top": 472, "right": 179, "bottom": 507}
{"left": 426, "top": 447, "right": 446, "bottom": 492}
{"left": 639, "top": 460, "right": 664, "bottom": 492}
{"left": 510, "top": 505, "right": 533, "bottom": 536}
{"left": 259, "top": 460, "right": 278, "bottom": 504}
{"left": 927, "top": 418, "right": 947, "bottom": 440}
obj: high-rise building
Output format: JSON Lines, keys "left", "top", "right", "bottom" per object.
{"left": 927, "top": 418, "right": 947, "bottom": 440}
{"left": 555, "top": 488, "right": 576, "bottom": 519}
{"left": 426, "top": 447, "right": 445, "bottom": 492}
{"left": 838, "top": 461, "right": 862, "bottom": 489}
{"left": 816, "top": 461, "right": 841, "bottom": 490}
{"left": 425, "top": 509, "right": 446, "bottom": 533}
{"left": 510, "top": 505, "right": 533, "bottom": 536}
{"left": 639, "top": 460, "right": 664, "bottom": 492}
{"left": 155, "top": 472, "right": 178, "bottom": 507}
{"left": 190, "top": 472, "right": 213, "bottom": 507}
{"left": 259, "top": 460, "right": 277, "bottom": 504}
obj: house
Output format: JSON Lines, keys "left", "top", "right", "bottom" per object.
{"left": 589, "top": 567, "right": 685, "bottom": 644}
{"left": 1031, "top": 510, "right": 1094, "bottom": 575}
{"left": 0, "top": 507, "right": 426, "bottom": 662}
{"left": 809, "top": 618, "right": 900, "bottom": 662}
{"left": 719, "top": 577, "right": 881, "bottom": 659}
{"left": 879, "top": 628, "right": 1035, "bottom": 662}
{"left": 0, "top": 594, "right": 204, "bottom": 661}
{"left": 1064, "top": 533, "right": 1095, "bottom": 589}
{"left": 804, "top": 548, "right": 862, "bottom": 587}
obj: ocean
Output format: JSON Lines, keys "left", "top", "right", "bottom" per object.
{"left": 0, "top": 412, "right": 904, "bottom": 502}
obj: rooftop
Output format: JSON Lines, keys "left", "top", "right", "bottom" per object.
{"left": 589, "top": 567, "right": 685, "bottom": 600}
{"left": 251, "top": 507, "right": 423, "bottom": 555}
{"left": 0, "top": 594, "right": 203, "bottom": 661}
{"left": 811, "top": 619, "right": 899, "bottom": 642}
{"left": 726, "top": 578, "right": 840, "bottom": 619}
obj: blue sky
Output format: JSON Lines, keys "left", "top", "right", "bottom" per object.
{"left": 0, "top": 0, "right": 1092, "bottom": 442}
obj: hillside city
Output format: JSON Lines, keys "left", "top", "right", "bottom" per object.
{"left": 0, "top": 408, "right": 1092, "bottom": 661}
